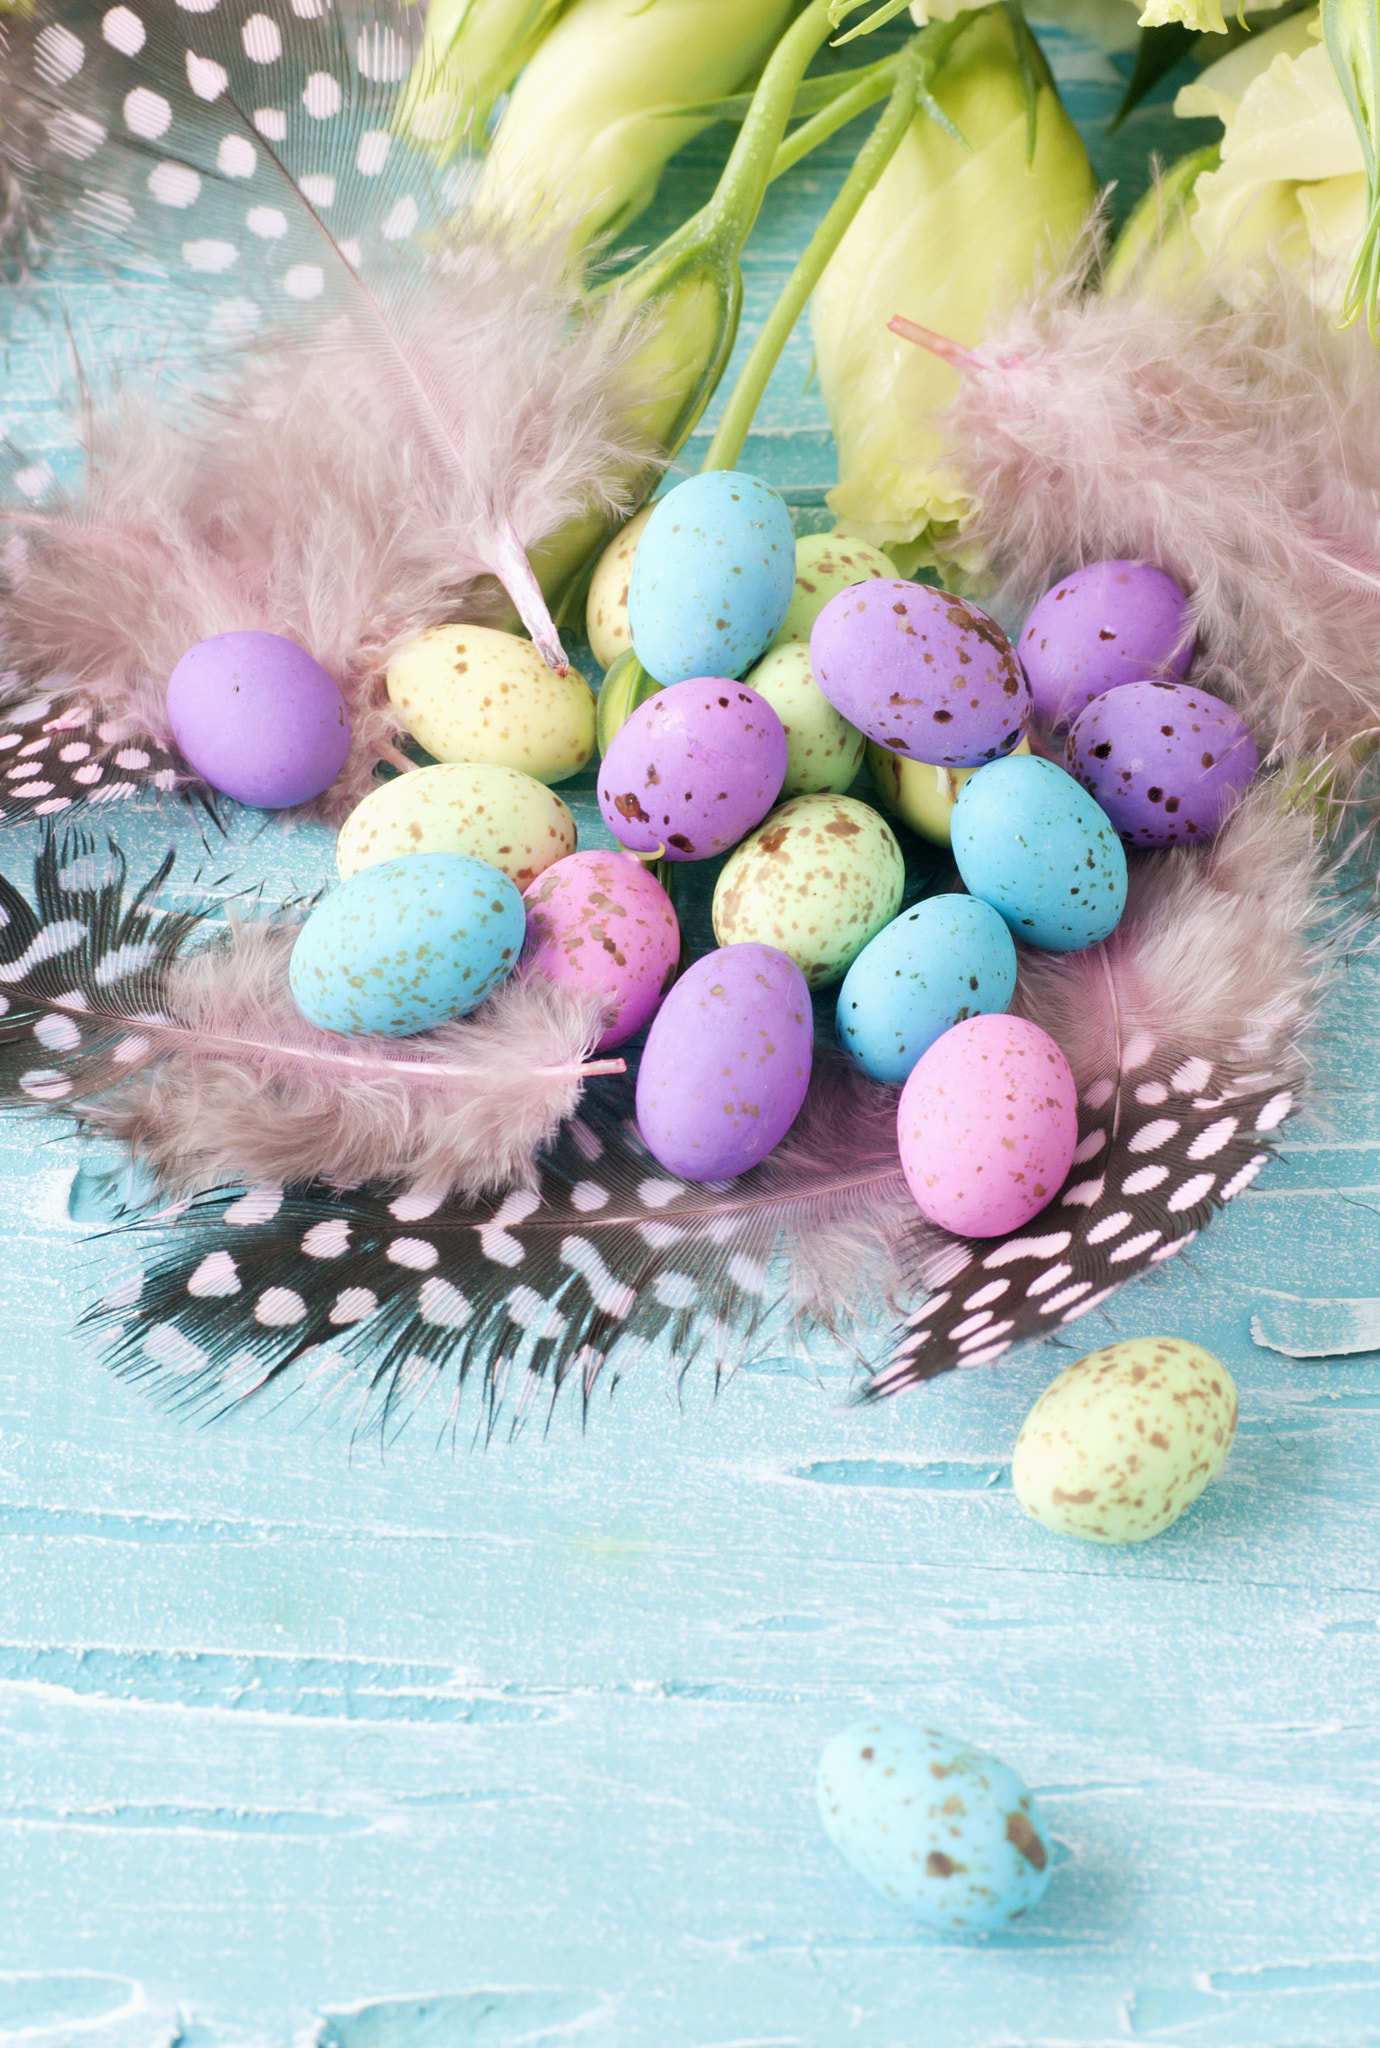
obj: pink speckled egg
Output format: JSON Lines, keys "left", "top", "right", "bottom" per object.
{"left": 521, "top": 850, "right": 680, "bottom": 1051}
{"left": 897, "top": 1013, "right": 1077, "bottom": 1238}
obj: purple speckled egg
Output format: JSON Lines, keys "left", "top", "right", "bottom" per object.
{"left": 635, "top": 942, "right": 813, "bottom": 1180}
{"left": 809, "top": 581, "right": 1030, "bottom": 770}
{"left": 521, "top": 850, "right": 680, "bottom": 1051}
{"left": 597, "top": 677, "right": 787, "bottom": 862}
{"left": 1065, "top": 681, "right": 1258, "bottom": 847}
{"left": 167, "top": 630, "right": 350, "bottom": 809}
{"left": 1019, "top": 562, "right": 1194, "bottom": 737}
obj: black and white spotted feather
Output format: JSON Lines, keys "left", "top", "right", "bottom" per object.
{"left": 44, "top": 784, "right": 1332, "bottom": 1433}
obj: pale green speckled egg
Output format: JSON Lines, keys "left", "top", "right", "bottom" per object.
{"left": 712, "top": 793, "right": 904, "bottom": 989}
{"left": 772, "top": 533, "right": 896, "bottom": 646}
{"left": 745, "top": 642, "right": 866, "bottom": 797}
{"left": 387, "top": 624, "right": 596, "bottom": 784}
{"left": 817, "top": 1718, "right": 1053, "bottom": 1932}
{"left": 336, "top": 763, "right": 576, "bottom": 892}
{"left": 1012, "top": 1337, "right": 1238, "bottom": 1543}
{"left": 585, "top": 505, "right": 654, "bottom": 670}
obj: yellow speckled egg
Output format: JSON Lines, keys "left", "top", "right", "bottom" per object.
{"left": 745, "top": 643, "right": 866, "bottom": 798}
{"left": 1012, "top": 1337, "right": 1238, "bottom": 1544}
{"left": 772, "top": 533, "right": 896, "bottom": 647}
{"left": 867, "top": 734, "right": 1032, "bottom": 847}
{"left": 585, "top": 506, "right": 654, "bottom": 670}
{"left": 712, "top": 793, "right": 904, "bottom": 990}
{"left": 386, "top": 625, "right": 596, "bottom": 784}
{"left": 336, "top": 763, "right": 576, "bottom": 891}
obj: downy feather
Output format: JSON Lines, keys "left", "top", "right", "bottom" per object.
{"left": 58, "top": 785, "right": 1334, "bottom": 1434}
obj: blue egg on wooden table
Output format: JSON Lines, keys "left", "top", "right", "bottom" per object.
{"left": 952, "top": 754, "right": 1128, "bottom": 952}
{"left": 817, "top": 1719, "right": 1053, "bottom": 1931}
{"left": 597, "top": 677, "right": 787, "bottom": 861}
{"left": 626, "top": 471, "right": 797, "bottom": 686}
{"left": 289, "top": 853, "right": 525, "bottom": 1036}
{"left": 1019, "top": 560, "right": 1194, "bottom": 736}
{"left": 166, "top": 630, "right": 351, "bottom": 808}
{"left": 635, "top": 943, "right": 813, "bottom": 1180}
{"left": 836, "top": 895, "right": 1018, "bottom": 1084}
{"left": 1065, "top": 680, "right": 1259, "bottom": 847}
{"left": 809, "top": 581, "right": 1031, "bottom": 769}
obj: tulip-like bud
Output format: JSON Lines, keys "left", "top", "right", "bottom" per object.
{"left": 399, "top": 0, "right": 576, "bottom": 156}
{"left": 473, "top": 0, "right": 798, "bottom": 254}
{"left": 810, "top": 4, "right": 1095, "bottom": 563}
{"left": 1321, "top": 0, "right": 1379, "bottom": 335}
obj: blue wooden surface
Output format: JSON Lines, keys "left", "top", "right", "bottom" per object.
{"left": 4, "top": 30, "right": 1380, "bottom": 2047}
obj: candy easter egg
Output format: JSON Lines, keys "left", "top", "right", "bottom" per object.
{"left": 951, "top": 754, "right": 1127, "bottom": 952}
{"left": 1019, "top": 560, "right": 1194, "bottom": 736}
{"left": 836, "top": 895, "right": 1017, "bottom": 1084}
{"left": 521, "top": 850, "right": 680, "bottom": 1051}
{"left": 289, "top": 853, "right": 525, "bottom": 1037}
{"left": 897, "top": 1013, "right": 1078, "bottom": 1236}
{"left": 166, "top": 631, "right": 350, "bottom": 809}
{"left": 597, "top": 678, "right": 787, "bottom": 861}
{"left": 745, "top": 642, "right": 866, "bottom": 797}
{"left": 817, "top": 1719, "right": 1053, "bottom": 1931}
{"left": 810, "top": 581, "right": 1030, "bottom": 769}
{"left": 867, "top": 734, "right": 1031, "bottom": 848}
{"left": 585, "top": 505, "right": 654, "bottom": 670}
{"left": 770, "top": 532, "right": 896, "bottom": 646}
{"left": 1065, "top": 681, "right": 1258, "bottom": 847}
{"left": 635, "top": 943, "right": 813, "bottom": 1180}
{"left": 712, "top": 794, "right": 904, "bottom": 990}
{"left": 386, "top": 624, "right": 596, "bottom": 783}
{"left": 336, "top": 763, "right": 576, "bottom": 891}
{"left": 627, "top": 471, "right": 796, "bottom": 686}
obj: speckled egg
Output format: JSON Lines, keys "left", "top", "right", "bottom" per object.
{"left": 626, "top": 471, "right": 796, "bottom": 686}
{"left": 1012, "top": 1337, "right": 1239, "bottom": 1543}
{"left": 810, "top": 582, "right": 1031, "bottom": 770}
{"left": 1019, "top": 561, "right": 1194, "bottom": 736}
{"left": 712, "top": 794, "right": 905, "bottom": 991}
{"left": 635, "top": 942, "right": 813, "bottom": 1179}
{"left": 597, "top": 678, "right": 787, "bottom": 862}
{"left": 521, "top": 850, "right": 680, "bottom": 1051}
{"left": 817, "top": 1719, "right": 1053, "bottom": 1932}
{"left": 289, "top": 853, "right": 525, "bottom": 1036}
{"left": 386, "top": 624, "right": 596, "bottom": 783}
{"left": 166, "top": 631, "right": 351, "bottom": 809}
{"left": 836, "top": 896, "right": 1017, "bottom": 1085}
{"left": 595, "top": 649, "right": 664, "bottom": 756}
{"left": 336, "top": 763, "right": 576, "bottom": 891}
{"left": 867, "top": 735, "right": 1031, "bottom": 848}
{"left": 951, "top": 754, "right": 1128, "bottom": 952}
{"left": 1064, "top": 681, "right": 1258, "bottom": 848}
{"left": 897, "top": 1013, "right": 1078, "bottom": 1236}
{"left": 771, "top": 532, "right": 897, "bottom": 646}
{"left": 585, "top": 505, "right": 655, "bottom": 670}
{"left": 744, "top": 642, "right": 866, "bottom": 797}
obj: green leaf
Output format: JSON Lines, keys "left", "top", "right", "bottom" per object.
{"left": 1111, "top": 21, "right": 1197, "bottom": 130}
{"left": 829, "top": 0, "right": 915, "bottom": 48}
{"left": 1323, "top": 0, "right": 1380, "bottom": 337}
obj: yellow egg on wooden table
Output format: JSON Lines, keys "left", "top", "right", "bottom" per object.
{"left": 336, "top": 763, "right": 577, "bottom": 891}
{"left": 867, "top": 733, "right": 1033, "bottom": 847}
{"left": 585, "top": 505, "right": 655, "bottom": 670}
{"left": 712, "top": 793, "right": 905, "bottom": 989}
{"left": 1011, "top": 1337, "right": 1238, "bottom": 1544}
{"left": 386, "top": 624, "right": 596, "bottom": 783}
{"left": 745, "top": 642, "right": 866, "bottom": 797}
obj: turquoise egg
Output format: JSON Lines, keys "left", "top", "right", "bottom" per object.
{"left": 835, "top": 895, "right": 1017, "bottom": 1084}
{"left": 289, "top": 852, "right": 525, "bottom": 1036}
{"left": 817, "top": 1718, "right": 1053, "bottom": 1932}
{"left": 951, "top": 753, "right": 1127, "bottom": 952}
{"left": 627, "top": 471, "right": 796, "bottom": 686}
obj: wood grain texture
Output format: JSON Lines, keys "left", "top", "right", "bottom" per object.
{"left": 2, "top": 29, "right": 1378, "bottom": 2046}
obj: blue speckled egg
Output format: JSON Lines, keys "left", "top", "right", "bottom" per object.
{"left": 627, "top": 471, "right": 796, "bottom": 686}
{"left": 289, "top": 852, "right": 525, "bottom": 1036}
{"left": 836, "top": 895, "right": 1017, "bottom": 1084}
{"left": 817, "top": 1719, "right": 1053, "bottom": 1932}
{"left": 952, "top": 754, "right": 1127, "bottom": 952}
{"left": 1065, "top": 680, "right": 1258, "bottom": 847}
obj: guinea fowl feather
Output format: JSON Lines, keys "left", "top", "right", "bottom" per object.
{"left": 0, "top": 0, "right": 655, "bottom": 825}
{"left": 4, "top": 787, "right": 1326, "bottom": 1434}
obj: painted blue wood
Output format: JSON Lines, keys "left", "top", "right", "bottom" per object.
{"left": 3, "top": 31, "right": 1380, "bottom": 2048}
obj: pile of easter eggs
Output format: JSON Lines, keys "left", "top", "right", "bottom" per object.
{"left": 161, "top": 466, "right": 1261, "bottom": 1245}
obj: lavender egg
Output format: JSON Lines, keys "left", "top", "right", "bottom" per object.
{"left": 597, "top": 678, "right": 787, "bottom": 862}
{"left": 635, "top": 943, "right": 813, "bottom": 1180}
{"left": 810, "top": 581, "right": 1030, "bottom": 770}
{"left": 167, "top": 630, "right": 350, "bottom": 808}
{"left": 1065, "top": 681, "right": 1258, "bottom": 847}
{"left": 1019, "top": 562, "right": 1194, "bottom": 736}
